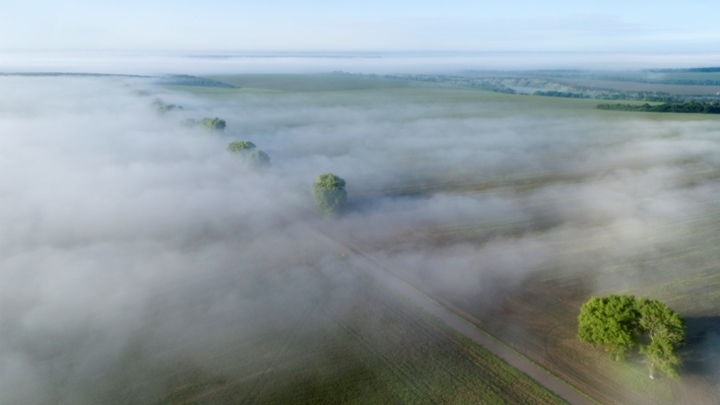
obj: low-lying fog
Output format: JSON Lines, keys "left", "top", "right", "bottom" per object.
{"left": 2, "top": 72, "right": 720, "bottom": 403}
{"left": 5, "top": 51, "right": 720, "bottom": 74}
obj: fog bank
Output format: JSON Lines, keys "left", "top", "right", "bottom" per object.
{"left": 2, "top": 73, "right": 720, "bottom": 402}
{"left": 5, "top": 51, "right": 720, "bottom": 75}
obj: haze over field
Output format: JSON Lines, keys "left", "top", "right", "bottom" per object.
{"left": 5, "top": 51, "right": 720, "bottom": 75}
{"left": 2, "top": 0, "right": 720, "bottom": 403}
{"left": 1, "top": 70, "right": 720, "bottom": 403}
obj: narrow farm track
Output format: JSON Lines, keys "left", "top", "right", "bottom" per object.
{"left": 305, "top": 223, "right": 598, "bottom": 405}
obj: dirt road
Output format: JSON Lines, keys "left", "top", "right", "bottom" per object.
{"left": 309, "top": 225, "right": 598, "bottom": 405}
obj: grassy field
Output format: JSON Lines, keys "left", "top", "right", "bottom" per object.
{"left": 163, "top": 74, "right": 720, "bottom": 404}
{"left": 142, "top": 261, "right": 569, "bottom": 405}
{"left": 364, "top": 159, "right": 720, "bottom": 403}
{"left": 208, "top": 74, "right": 414, "bottom": 92}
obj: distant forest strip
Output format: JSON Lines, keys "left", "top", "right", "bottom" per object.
{"left": 532, "top": 91, "right": 589, "bottom": 99}
{"left": 597, "top": 101, "right": 720, "bottom": 114}
{"left": 517, "top": 69, "right": 720, "bottom": 86}
{"left": 157, "top": 74, "right": 236, "bottom": 88}
{"left": 645, "top": 67, "right": 720, "bottom": 73}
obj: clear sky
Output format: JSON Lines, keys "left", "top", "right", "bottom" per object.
{"left": 1, "top": 0, "right": 718, "bottom": 53}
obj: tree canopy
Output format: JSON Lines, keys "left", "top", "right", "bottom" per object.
{"left": 201, "top": 117, "right": 226, "bottom": 131}
{"left": 312, "top": 173, "right": 347, "bottom": 216}
{"left": 246, "top": 149, "right": 270, "bottom": 169}
{"left": 227, "top": 141, "right": 257, "bottom": 153}
{"left": 577, "top": 294, "right": 639, "bottom": 360}
{"left": 598, "top": 101, "right": 720, "bottom": 114}
{"left": 227, "top": 141, "right": 270, "bottom": 170}
{"left": 577, "top": 294, "right": 685, "bottom": 379}
{"left": 152, "top": 98, "right": 183, "bottom": 115}
{"left": 636, "top": 298, "right": 685, "bottom": 379}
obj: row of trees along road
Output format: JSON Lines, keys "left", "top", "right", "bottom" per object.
{"left": 577, "top": 294, "right": 685, "bottom": 379}
{"left": 155, "top": 97, "right": 345, "bottom": 216}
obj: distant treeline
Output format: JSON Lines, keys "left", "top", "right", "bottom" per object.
{"left": 157, "top": 75, "right": 236, "bottom": 88}
{"left": 597, "top": 101, "right": 720, "bottom": 114}
{"left": 464, "top": 68, "right": 720, "bottom": 86}
{"left": 645, "top": 67, "right": 720, "bottom": 73}
{"left": 532, "top": 91, "right": 589, "bottom": 99}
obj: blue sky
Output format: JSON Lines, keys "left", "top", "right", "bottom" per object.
{"left": 1, "top": 1, "right": 718, "bottom": 53}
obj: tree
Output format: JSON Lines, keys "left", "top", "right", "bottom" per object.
{"left": 227, "top": 141, "right": 270, "bottom": 170}
{"left": 227, "top": 141, "right": 256, "bottom": 152}
{"left": 201, "top": 117, "right": 226, "bottom": 132}
{"left": 312, "top": 173, "right": 347, "bottom": 216}
{"left": 152, "top": 98, "right": 183, "bottom": 115}
{"left": 577, "top": 294, "right": 639, "bottom": 360}
{"left": 247, "top": 149, "right": 271, "bottom": 169}
{"left": 636, "top": 298, "right": 685, "bottom": 379}
{"left": 577, "top": 295, "right": 685, "bottom": 379}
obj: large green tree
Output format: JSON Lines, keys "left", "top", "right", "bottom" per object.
{"left": 577, "top": 294, "right": 639, "bottom": 360}
{"left": 577, "top": 295, "right": 685, "bottom": 379}
{"left": 312, "top": 173, "right": 347, "bottom": 216}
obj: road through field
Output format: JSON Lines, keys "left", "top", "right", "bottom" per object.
{"left": 308, "top": 224, "right": 598, "bottom": 405}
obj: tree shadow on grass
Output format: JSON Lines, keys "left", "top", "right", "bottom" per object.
{"left": 679, "top": 316, "right": 720, "bottom": 380}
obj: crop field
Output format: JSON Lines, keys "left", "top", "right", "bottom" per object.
{"left": 21, "top": 216, "right": 569, "bottom": 405}
{"left": 208, "top": 74, "right": 414, "bottom": 92}
{"left": 351, "top": 197, "right": 720, "bottom": 404}
{"left": 164, "top": 74, "right": 720, "bottom": 405}
{"left": 140, "top": 255, "right": 569, "bottom": 405}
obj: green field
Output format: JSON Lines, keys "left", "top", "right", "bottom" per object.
{"left": 209, "top": 74, "right": 414, "bottom": 92}
{"left": 142, "top": 261, "right": 569, "bottom": 405}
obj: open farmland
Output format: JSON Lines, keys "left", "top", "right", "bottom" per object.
{"left": 0, "top": 74, "right": 578, "bottom": 405}
{"left": 554, "top": 78, "right": 720, "bottom": 96}
{"left": 5, "top": 72, "right": 719, "bottom": 404}
{"left": 146, "top": 257, "right": 571, "bottom": 405}
{"left": 165, "top": 74, "right": 720, "bottom": 404}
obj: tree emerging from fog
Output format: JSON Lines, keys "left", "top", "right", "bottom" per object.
{"left": 227, "top": 141, "right": 271, "bottom": 170}
{"left": 152, "top": 98, "right": 183, "bottom": 115}
{"left": 201, "top": 117, "right": 226, "bottom": 131}
{"left": 578, "top": 294, "right": 685, "bottom": 379}
{"left": 227, "top": 141, "right": 256, "bottom": 152}
{"left": 312, "top": 173, "right": 347, "bottom": 216}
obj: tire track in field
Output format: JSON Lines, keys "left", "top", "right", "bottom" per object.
{"left": 304, "top": 222, "right": 598, "bottom": 405}
{"left": 238, "top": 301, "right": 325, "bottom": 404}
